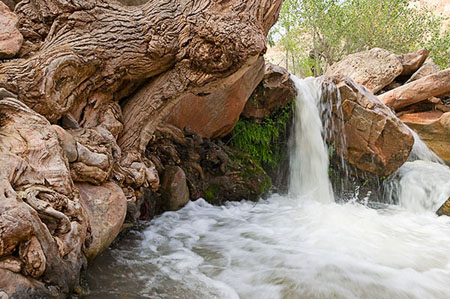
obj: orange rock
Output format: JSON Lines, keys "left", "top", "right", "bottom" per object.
{"left": 165, "top": 57, "right": 265, "bottom": 138}
{"left": 242, "top": 62, "right": 296, "bottom": 119}
{"left": 400, "top": 111, "right": 450, "bottom": 163}
{"left": 78, "top": 182, "right": 127, "bottom": 260}
{"left": 325, "top": 76, "right": 414, "bottom": 176}
{"left": 379, "top": 68, "right": 450, "bottom": 110}
{"left": 0, "top": 2, "right": 23, "bottom": 58}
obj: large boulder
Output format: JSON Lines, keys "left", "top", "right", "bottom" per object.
{"left": 242, "top": 62, "right": 296, "bottom": 119}
{"left": 0, "top": 2, "right": 22, "bottom": 58}
{"left": 165, "top": 57, "right": 265, "bottom": 138}
{"left": 324, "top": 76, "right": 414, "bottom": 176}
{"left": 325, "top": 48, "right": 403, "bottom": 94}
{"left": 400, "top": 111, "right": 450, "bottom": 163}
{"left": 78, "top": 182, "right": 127, "bottom": 260}
{"left": 160, "top": 166, "right": 190, "bottom": 211}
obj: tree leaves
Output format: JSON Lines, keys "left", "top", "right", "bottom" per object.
{"left": 273, "top": 0, "right": 449, "bottom": 74}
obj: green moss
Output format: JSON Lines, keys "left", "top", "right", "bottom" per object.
{"left": 203, "top": 185, "right": 220, "bottom": 204}
{"left": 230, "top": 103, "right": 293, "bottom": 170}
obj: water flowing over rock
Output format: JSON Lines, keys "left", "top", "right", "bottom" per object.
{"left": 323, "top": 75, "right": 414, "bottom": 176}
{"left": 0, "top": 2, "right": 22, "bottom": 58}
{"left": 0, "top": 0, "right": 283, "bottom": 296}
{"left": 325, "top": 48, "right": 403, "bottom": 93}
{"left": 437, "top": 198, "right": 450, "bottom": 216}
{"left": 165, "top": 57, "right": 265, "bottom": 138}
{"left": 242, "top": 62, "right": 296, "bottom": 119}
{"left": 83, "top": 75, "right": 450, "bottom": 299}
{"left": 400, "top": 111, "right": 450, "bottom": 163}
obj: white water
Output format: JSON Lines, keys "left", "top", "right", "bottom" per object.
{"left": 85, "top": 77, "right": 450, "bottom": 299}
{"left": 289, "top": 77, "right": 333, "bottom": 202}
{"left": 387, "top": 129, "right": 450, "bottom": 212}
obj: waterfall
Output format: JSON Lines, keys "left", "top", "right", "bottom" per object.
{"left": 385, "top": 129, "right": 450, "bottom": 213}
{"left": 84, "top": 77, "right": 450, "bottom": 299}
{"left": 289, "top": 76, "right": 333, "bottom": 202}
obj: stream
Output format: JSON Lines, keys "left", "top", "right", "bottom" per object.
{"left": 84, "top": 77, "right": 450, "bottom": 299}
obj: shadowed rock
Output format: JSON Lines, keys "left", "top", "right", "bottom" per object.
{"left": 242, "top": 62, "right": 296, "bottom": 119}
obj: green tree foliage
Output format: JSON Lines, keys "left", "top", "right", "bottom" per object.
{"left": 274, "top": 0, "right": 449, "bottom": 75}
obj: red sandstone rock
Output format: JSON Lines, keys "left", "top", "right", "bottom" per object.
{"left": 379, "top": 68, "right": 450, "bottom": 110}
{"left": 0, "top": 2, "right": 22, "bottom": 58}
{"left": 400, "top": 111, "right": 450, "bottom": 163}
{"left": 165, "top": 57, "right": 265, "bottom": 138}
{"left": 397, "top": 49, "right": 430, "bottom": 76}
{"left": 242, "top": 62, "right": 296, "bottom": 119}
{"left": 325, "top": 76, "right": 414, "bottom": 176}
{"left": 78, "top": 182, "right": 127, "bottom": 260}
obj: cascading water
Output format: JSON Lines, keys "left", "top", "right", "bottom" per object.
{"left": 84, "top": 77, "right": 450, "bottom": 299}
{"left": 386, "top": 128, "right": 450, "bottom": 213}
{"left": 289, "top": 77, "right": 333, "bottom": 202}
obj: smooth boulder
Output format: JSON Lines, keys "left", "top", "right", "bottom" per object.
{"left": 242, "top": 62, "right": 296, "bottom": 119}
{"left": 400, "top": 111, "right": 450, "bottom": 163}
{"left": 405, "top": 61, "right": 440, "bottom": 84}
{"left": 78, "top": 182, "right": 127, "bottom": 260}
{"left": 160, "top": 166, "right": 190, "bottom": 211}
{"left": 325, "top": 48, "right": 403, "bottom": 94}
{"left": 165, "top": 57, "right": 265, "bottom": 138}
{"left": 324, "top": 75, "right": 414, "bottom": 176}
{"left": 379, "top": 68, "right": 450, "bottom": 110}
{"left": 397, "top": 49, "right": 430, "bottom": 76}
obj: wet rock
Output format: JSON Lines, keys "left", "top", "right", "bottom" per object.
{"left": 400, "top": 111, "right": 450, "bottom": 163}
{"left": 78, "top": 182, "right": 127, "bottom": 260}
{"left": 325, "top": 48, "right": 403, "bottom": 94}
{"left": 324, "top": 75, "right": 414, "bottom": 176}
{"left": 242, "top": 62, "right": 296, "bottom": 119}
{"left": 160, "top": 166, "right": 190, "bottom": 211}
{"left": 0, "top": 2, "right": 23, "bottom": 58}
{"left": 146, "top": 124, "right": 270, "bottom": 206}
{"left": 437, "top": 198, "right": 450, "bottom": 216}
{"left": 165, "top": 57, "right": 265, "bottom": 138}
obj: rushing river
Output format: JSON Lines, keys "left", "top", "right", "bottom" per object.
{"left": 84, "top": 77, "right": 450, "bottom": 299}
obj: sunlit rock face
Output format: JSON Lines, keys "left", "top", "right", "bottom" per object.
{"left": 325, "top": 48, "right": 403, "bottom": 94}
{"left": 323, "top": 75, "right": 414, "bottom": 176}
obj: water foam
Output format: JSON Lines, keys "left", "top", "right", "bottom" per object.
{"left": 84, "top": 77, "right": 450, "bottom": 299}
